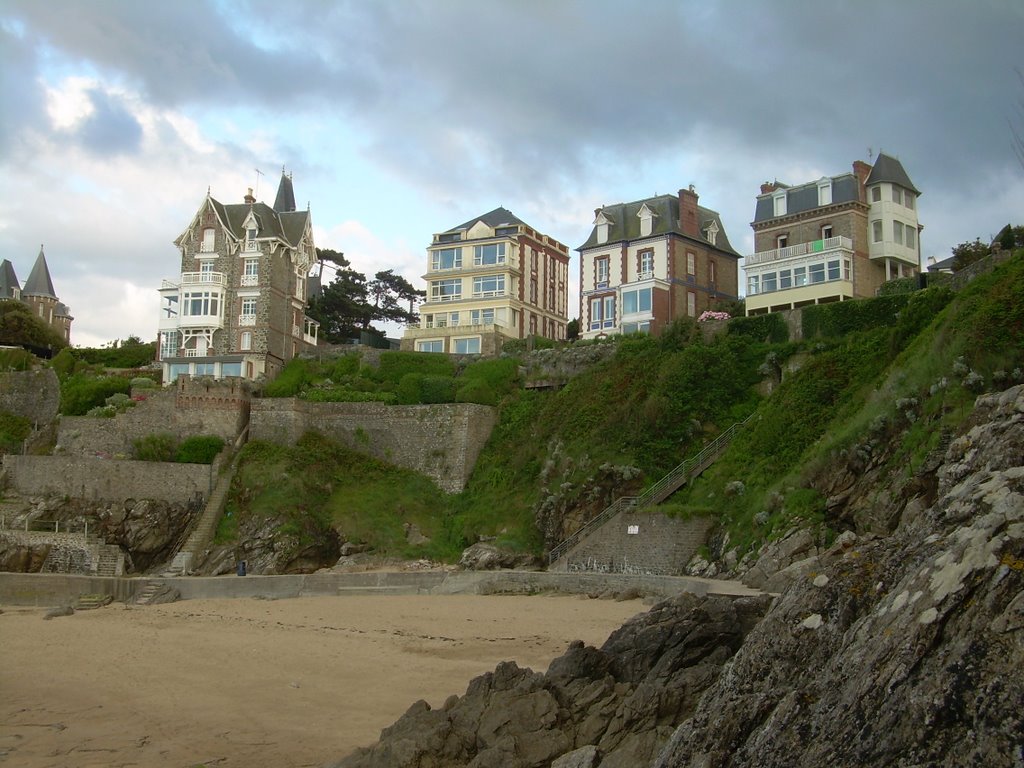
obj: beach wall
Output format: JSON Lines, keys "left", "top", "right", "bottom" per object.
{"left": 249, "top": 400, "right": 497, "bottom": 493}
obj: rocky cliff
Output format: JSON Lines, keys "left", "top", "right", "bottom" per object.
{"left": 332, "top": 384, "right": 1024, "bottom": 767}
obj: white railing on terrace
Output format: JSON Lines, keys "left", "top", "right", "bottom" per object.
{"left": 180, "top": 271, "right": 227, "bottom": 286}
{"left": 1, "top": 516, "right": 93, "bottom": 536}
{"left": 745, "top": 236, "right": 853, "bottom": 267}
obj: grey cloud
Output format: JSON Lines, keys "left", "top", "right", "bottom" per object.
{"left": 0, "top": 25, "right": 47, "bottom": 160}
{"left": 74, "top": 89, "right": 143, "bottom": 156}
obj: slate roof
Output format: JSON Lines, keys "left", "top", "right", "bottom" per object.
{"left": 274, "top": 172, "right": 296, "bottom": 213}
{"left": 23, "top": 247, "right": 57, "bottom": 299}
{"left": 753, "top": 173, "right": 862, "bottom": 223}
{"left": 866, "top": 152, "right": 920, "bottom": 195}
{"left": 0, "top": 259, "right": 21, "bottom": 299}
{"left": 202, "top": 199, "right": 310, "bottom": 248}
{"left": 447, "top": 207, "right": 527, "bottom": 234}
{"left": 578, "top": 194, "right": 740, "bottom": 256}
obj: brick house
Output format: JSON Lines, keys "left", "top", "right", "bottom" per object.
{"left": 0, "top": 246, "right": 74, "bottom": 344}
{"left": 157, "top": 171, "right": 318, "bottom": 383}
{"left": 401, "top": 207, "right": 570, "bottom": 354}
{"left": 744, "top": 152, "right": 922, "bottom": 315}
{"left": 577, "top": 187, "right": 740, "bottom": 339}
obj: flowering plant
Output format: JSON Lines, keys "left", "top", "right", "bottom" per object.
{"left": 697, "top": 310, "right": 731, "bottom": 322}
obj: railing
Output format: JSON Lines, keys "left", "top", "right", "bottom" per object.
{"left": 1, "top": 516, "right": 92, "bottom": 537}
{"left": 745, "top": 236, "right": 853, "bottom": 267}
{"left": 238, "top": 314, "right": 256, "bottom": 326}
{"left": 548, "top": 413, "right": 755, "bottom": 565}
{"left": 240, "top": 274, "right": 258, "bottom": 286}
{"left": 180, "top": 271, "right": 227, "bottom": 286}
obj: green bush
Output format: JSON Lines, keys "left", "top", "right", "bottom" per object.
{"left": 50, "top": 348, "right": 78, "bottom": 379}
{"left": 176, "top": 435, "right": 225, "bottom": 464}
{"left": 376, "top": 351, "right": 455, "bottom": 385}
{"left": 60, "top": 374, "right": 132, "bottom": 416}
{"left": 133, "top": 433, "right": 178, "bottom": 462}
{"left": 301, "top": 388, "right": 396, "bottom": 403}
{"left": 877, "top": 277, "right": 919, "bottom": 296}
{"left": 728, "top": 313, "right": 789, "bottom": 344}
{"left": 0, "top": 411, "right": 32, "bottom": 453}
{"left": 802, "top": 294, "right": 911, "bottom": 339}
{"left": 331, "top": 354, "right": 360, "bottom": 379}
{"left": 0, "top": 348, "right": 35, "bottom": 371}
{"left": 263, "top": 358, "right": 312, "bottom": 397}
{"left": 455, "top": 378, "right": 497, "bottom": 405}
{"left": 130, "top": 377, "right": 157, "bottom": 389}
{"left": 460, "top": 358, "right": 519, "bottom": 400}
{"left": 74, "top": 339, "right": 156, "bottom": 368}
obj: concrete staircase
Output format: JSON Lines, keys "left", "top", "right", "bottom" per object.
{"left": 93, "top": 539, "right": 125, "bottom": 576}
{"left": 164, "top": 440, "right": 246, "bottom": 575}
{"left": 75, "top": 593, "right": 113, "bottom": 610}
{"left": 548, "top": 413, "right": 755, "bottom": 569}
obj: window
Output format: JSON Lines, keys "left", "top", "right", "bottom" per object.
{"left": 871, "top": 186, "right": 882, "bottom": 202}
{"left": 639, "top": 250, "right": 654, "bottom": 278}
{"left": 872, "top": 220, "right": 883, "bottom": 243}
{"left": 906, "top": 226, "right": 916, "bottom": 248}
{"left": 818, "top": 180, "right": 832, "bottom": 206}
{"left": 686, "top": 251, "right": 696, "bottom": 275}
{"left": 438, "top": 232, "right": 461, "bottom": 243}
{"left": 773, "top": 190, "right": 787, "bottom": 216}
{"left": 893, "top": 221, "right": 905, "bottom": 245}
{"left": 239, "top": 297, "right": 256, "bottom": 325}
{"left": 448, "top": 312, "right": 459, "bottom": 326}
{"left": 432, "top": 247, "right": 461, "bottom": 270}
{"left": 454, "top": 337, "right": 480, "bottom": 354}
{"left": 687, "top": 291, "right": 697, "bottom": 317}
{"left": 639, "top": 207, "right": 654, "bottom": 237}
{"left": 905, "top": 193, "right": 915, "bottom": 210}
{"left": 747, "top": 275, "right": 760, "bottom": 295}
{"left": 199, "top": 261, "right": 215, "bottom": 279}
{"left": 495, "top": 226, "right": 518, "bottom": 237}
{"left": 708, "top": 259, "right": 716, "bottom": 285}
{"left": 892, "top": 186, "right": 903, "bottom": 205}
{"left": 763, "top": 272, "right": 777, "bottom": 292}
{"left": 471, "top": 308, "right": 495, "bottom": 325}
{"left": 809, "top": 263, "right": 826, "bottom": 284}
{"left": 827, "top": 260, "right": 841, "bottom": 280}
{"left": 596, "top": 257, "right": 609, "bottom": 287}
{"left": 431, "top": 278, "right": 462, "bottom": 301}
{"left": 242, "top": 258, "right": 258, "bottom": 286}
{"left": 183, "top": 290, "right": 220, "bottom": 317}
{"left": 417, "top": 340, "right": 443, "bottom": 352}
{"left": 473, "top": 275, "right": 505, "bottom": 296}
{"left": 240, "top": 331, "right": 252, "bottom": 351}
{"left": 531, "top": 249, "right": 538, "bottom": 272}
{"left": 794, "top": 266, "right": 807, "bottom": 286}
{"left": 473, "top": 243, "right": 506, "bottom": 266}
{"left": 844, "top": 259, "right": 852, "bottom": 280}
{"left": 245, "top": 228, "right": 258, "bottom": 252}
{"left": 621, "top": 287, "right": 652, "bottom": 315}
{"left": 221, "top": 362, "right": 242, "bottom": 378}
{"left": 821, "top": 225, "right": 834, "bottom": 240}
{"left": 160, "top": 332, "right": 179, "bottom": 359}
{"left": 589, "top": 296, "right": 615, "bottom": 330}
{"left": 194, "top": 363, "right": 215, "bottom": 376}
{"left": 776, "top": 235, "right": 788, "bottom": 249}
{"left": 530, "top": 277, "right": 538, "bottom": 304}
{"left": 597, "top": 221, "right": 609, "bottom": 244}
{"left": 621, "top": 321, "right": 651, "bottom": 335}
{"left": 201, "top": 227, "right": 215, "bottom": 252}
{"left": 779, "top": 269, "right": 792, "bottom": 289}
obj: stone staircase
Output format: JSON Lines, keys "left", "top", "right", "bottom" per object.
{"left": 75, "top": 593, "right": 113, "bottom": 610}
{"left": 163, "top": 437, "right": 247, "bottom": 575}
{"left": 548, "top": 413, "right": 755, "bottom": 568}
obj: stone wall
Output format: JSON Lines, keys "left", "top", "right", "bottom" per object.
{"left": 561, "top": 510, "right": 714, "bottom": 575}
{"left": 0, "top": 369, "right": 60, "bottom": 424}
{"left": 2, "top": 455, "right": 212, "bottom": 505}
{"left": 56, "top": 377, "right": 247, "bottom": 458}
{"left": 249, "top": 400, "right": 497, "bottom": 492}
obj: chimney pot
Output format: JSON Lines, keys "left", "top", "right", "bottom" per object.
{"left": 678, "top": 186, "right": 700, "bottom": 238}
{"left": 244, "top": 187, "right": 256, "bottom": 204}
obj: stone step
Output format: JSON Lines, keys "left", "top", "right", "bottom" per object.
{"left": 75, "top": 593, "right": 113, "bottom": 610}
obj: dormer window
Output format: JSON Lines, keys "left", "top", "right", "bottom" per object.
{"left": 704, "top": 219, "right": 719, "bottom": 246}
{"left": 242, "top": 213, "right": 260, "bottom": 252}
{"left": 773, "top": 189, "right": 787, "bottom": 217}
{"left": 594, "top": 211, "right": 612, "bottom": 244}
{"left": 245, "top": 228, "right": 258, "bottom": 252}
{"left": 637, "top": 204, "right": 656, "bottom": 238}
{"left": 817, "top": 178, "right": 833, "bottom": 206}
{"left": 201, "top": 227, "right": 216, "bottom": 252}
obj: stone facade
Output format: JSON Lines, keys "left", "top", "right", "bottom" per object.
{"left": 560, "top": 510, "right": 714, "bottom": 575}
{"left": 249, "top": 400, "right": 497, "bottom": 493}
{"left": 2, "top": 455, "right": 212, "bottom": 505}
{"left": 0, "top": 369, "right": 60, "bottom": 424}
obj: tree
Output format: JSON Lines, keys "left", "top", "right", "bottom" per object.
{"left": 306, "top": 248, "right": 373, "bottom": 343}
{"left": 0, "top": 300, "right": 67, "bottom": 354}
{"left": 951, "top": 238, "right": 991, "bottom": 271}
{"left": 367, "top": 269, "right": 425, "bottom": 327}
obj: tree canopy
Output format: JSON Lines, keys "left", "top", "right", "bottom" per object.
{"left": 0, "top": 300, "right": 67, "bottom": 354}
{"left": 307, "top": 249, "right": 424, "bottom": 344}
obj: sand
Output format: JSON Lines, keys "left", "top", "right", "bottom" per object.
{"left": 0, "top": 594, "right": 646, "bottom": 767}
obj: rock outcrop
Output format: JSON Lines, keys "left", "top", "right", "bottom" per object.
{"left": 654, "top": 384, "right": 1024, "bottom": 767}
{"left": 331, "top": 593, "right": 770, "bottom": 768}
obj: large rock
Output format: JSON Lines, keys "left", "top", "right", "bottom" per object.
{"left": 330, "top": 593, "right": 770, "bottom": 768}
{"left": 654, "top": 385, "right": 1024, "bottom": 768}
{"left": 459, "top": 542, "right": 538, "bottom": 571}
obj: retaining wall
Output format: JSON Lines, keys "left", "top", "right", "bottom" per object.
{"left": 0, "top": 369, "right": 60, "bottom": 424}
{"left": 560, "top": 510, "right": 714, "bottom": 576}
{"left": 1, "top": 455, "right": 211, "bottom": 505}
{"left": 249, "top": 400, "right": 497, "bottom": 492}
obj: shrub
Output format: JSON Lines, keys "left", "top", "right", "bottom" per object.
{"left": 263, "top": 358, "right": 312, "bottom": 397}
{"left": 176, "top": 435, "right": 225, "bottom": 464}
{"left": 0, "top": 411, "right": 32, "bottom": 453}
{"left": 331, "top": 354, "right": 360, "bottom": 379}
{"left": 133, "top": 433, "right": 178, "bottom": 462}
{"left": 728, "top": 313, "right": 789, "bottom": 344}
{"left": 801, "top": 294, "right": 911, "bottom": 339}
{"left": 0, "top": 347, "right": 35, "bottom": 371}
{"left": 130, "top": 377, "right": 157, "bottom": 389}
{"left": 60, "top": 374, "right": 132, "bottom": 416}
{"left": 376, "top": 351, "right": 455, "bottom": 385}
{"left": 456, "top": 378, "right": 497, "bottom": 405}
{"left": 301, "top": 388, "right": 396, "bottom": 403}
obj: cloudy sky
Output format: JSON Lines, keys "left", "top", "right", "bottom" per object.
{"left": 1, "top": 0, "right": 1022, "bottom": 347}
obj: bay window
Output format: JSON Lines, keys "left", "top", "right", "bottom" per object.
{"left": 474, "top": 243, "right": 506, "bottom": 266}
{"left": 473, "top": 275, "right": 505, "bottom": 297}
{"left": 621, "top": 287, "right": 652, "bottom": 315}
{"left": 430, "top": 278, "right": 462, "bottom": 301}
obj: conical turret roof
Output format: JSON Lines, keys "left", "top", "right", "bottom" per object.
{"left": 23, "top": 246, "right": 57, "bottom": 299}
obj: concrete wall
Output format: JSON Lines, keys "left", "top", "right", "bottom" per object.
{"left": 0, "top": 369, "right": 60, "bottom": 424}
{"left": 561, "top": 510, "right": 714, "bottom": 576}
{"left": 2, "top": 455, "right": 212, "bottom": 505}
{"left": 249, "top": 400, "right": 497, "bottom": 492}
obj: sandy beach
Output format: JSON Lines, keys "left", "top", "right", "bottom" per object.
{"left": 0, "top": 594, "right": 646, "bottom": 768}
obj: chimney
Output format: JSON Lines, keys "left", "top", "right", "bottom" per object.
{"left": 678, "top": 185, "right": 699, "bottom": 238}
{"left": 244, "top": 187, "right": 256, "bottom": 205}
{"left": 760, "top": 181, "right": 778, "bottom": 195}
{"left": 852, "top": 160, "right": 872, "bottom": 201}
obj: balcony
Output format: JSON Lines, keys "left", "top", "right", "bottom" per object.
{"left": 240, "top": 274, "right": 259, "bottom": 287}
{"left": 179, "top": 271, "right": 227, "bottom": 287}
{"left": 238, "top": 314, "right": 256, "bottom": 327}
{"left": 178, "top": 312, "right": 223, "bottom": 329}
{"left": 745, "top": 236, "right": 854, "bottom": 267}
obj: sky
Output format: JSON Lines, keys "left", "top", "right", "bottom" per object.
{"left": 1, "top": 0, "right": 1022, "bottom": 348}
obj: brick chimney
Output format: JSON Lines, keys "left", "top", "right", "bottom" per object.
{"left": 678, "top": 185, "right": 699, "bottom": 238}
{"left": 760, "top": 181, "right": 779, "bottom": 195}
{"left": 852, "top": 160, "right": 872, "bottom": 201}
{"left": 244, "top": 187, "right": 256, "bottom": 204}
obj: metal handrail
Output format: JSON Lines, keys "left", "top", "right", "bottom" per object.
{"left": 548, "top": 413, "right": 754, "bottom": 565}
